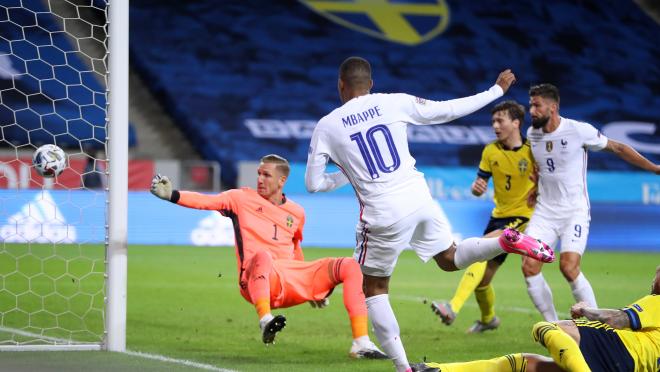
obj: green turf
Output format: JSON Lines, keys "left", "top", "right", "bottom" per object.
{"left": 1, "top": 245, "right": 658, "bottom": 371}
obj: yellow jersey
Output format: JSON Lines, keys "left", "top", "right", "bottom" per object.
{"left": 617, "top": 294, "right": 660, "bottom": 371}
{"left": 477, "top": 140, "right": 535, "bottom": 219}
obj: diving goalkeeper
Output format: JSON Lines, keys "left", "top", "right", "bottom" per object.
{"left": 150, "top": 154, "right": 387, "bottom": 359}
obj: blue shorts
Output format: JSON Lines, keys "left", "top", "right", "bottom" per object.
{"left": 577, "top": 322, "right": 635, "bottom": 372}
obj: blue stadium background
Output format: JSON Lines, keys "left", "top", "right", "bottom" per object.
{"left": 0, "top": 1, "right": 658, "bottom": 250}
{"left": 129, "top": 0, "right": 660, "bottom": 186}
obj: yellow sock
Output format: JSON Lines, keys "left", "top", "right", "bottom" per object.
{"left": 450, "top": 261, "right": 487, "bottom": 313}
{"left": 255, "top": 298, "right": 271, "bottom": 319}
{"left": 425, "top": 353, "right": 527, "bottom": 372}
{"left": 532, "top": 322, "right": 591, "bottom": 372}
{"left": 349, "top": 315, "right": 368, "bottom": 339}
{"left": 475, "top": 284, "right": 495, "bottom": 323}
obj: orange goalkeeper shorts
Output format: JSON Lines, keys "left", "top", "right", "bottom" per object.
{"left": 239, "top": 257, "right": 337, "bottom": 309}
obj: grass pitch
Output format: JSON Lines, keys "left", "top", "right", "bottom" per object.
{"left": 1, "top": 245, "right": 658, "bottom": 371}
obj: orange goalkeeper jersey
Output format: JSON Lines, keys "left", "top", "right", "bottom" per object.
{"left": 177, "top": 188, "right": 306, "bottom": 274}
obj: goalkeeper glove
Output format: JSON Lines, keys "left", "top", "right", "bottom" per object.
{"left": 308, "top": 298, "right": 329, "bottom": 309}
{"left": 150, "top": 174, "right": 173, "bottom": 201}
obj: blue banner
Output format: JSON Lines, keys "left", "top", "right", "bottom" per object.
{"left": 0, "top": 190, "right": 658, "bottom": 251}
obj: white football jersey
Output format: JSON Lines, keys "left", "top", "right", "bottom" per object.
{"left": 527, "top": 117, "right": 608, "bottom": 217}
{"left": 306, "top": 85, "right": 503, "bottom": 227}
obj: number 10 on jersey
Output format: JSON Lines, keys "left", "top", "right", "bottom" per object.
{"left": 350, "top": 125, "right": 401, "bottom": 179}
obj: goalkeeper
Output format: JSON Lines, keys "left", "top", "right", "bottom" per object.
{"left": 151, "top": 154, "right": 387, "bottom": 359}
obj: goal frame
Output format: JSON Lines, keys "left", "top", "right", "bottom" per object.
{"left": 0, "top": 0, "right": 128, "bottom": 352}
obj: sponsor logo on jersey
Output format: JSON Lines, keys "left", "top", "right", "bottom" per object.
{"left": 561, "top": 139, "right": 568, "bottom": 148}
{"left": 546, "top": 141, "right": 553, "bottom": 152}
{"left": 256, "top": 207, "right": 263, "bottom": 213}
{"left": 286, "top": 215, "right": 294, "bottom": 228}
{"left": 299, "top": 0, "right": 450, "bottom": 45}
{"left": 415, "top": 97, "right": 427, "bottom": 105}
{"left": 518, "top": 159, "right": 528, "bottom": 174}
{"left": 633, "top": 304, "right": 643, "bottom": 312}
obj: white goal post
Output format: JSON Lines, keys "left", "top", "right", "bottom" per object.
{"left": 0, "top": 0, "right": 128, "bottom": 351}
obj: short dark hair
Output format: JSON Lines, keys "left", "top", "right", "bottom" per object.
{"left": 529, "top": 83, "right": 560, "bottom": 104}
{"left": 339, "top": 56, "right": 372, "bottom": 89}
{"left": 260, "top": 154, "right": 290, "bottom": 177}
{"left": 491, "top": 100, "right": 525, "bottom": 124}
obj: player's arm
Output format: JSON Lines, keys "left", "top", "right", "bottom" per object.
{"left": 602, "top": 139, "right": 660, "bottom": 174}
{"left": 305, "top": 125, "right": 350, "bottom": 193}
{"left": 570, "top": 301, "right": 630, "bottom": 329}
{"left": 292, "top": 215, "right": 305, "bottom": 261}
{"left": 472, "top": 146, "right": 491, "bottom": 196}
{"left": 150, "top": 174, "right": 234, "bottom": 211}
{"left": 402, "top": 70, "right": 515, "bottom": 125}
{"left": 471, "top": 176, "right": 489, "bottom": 196}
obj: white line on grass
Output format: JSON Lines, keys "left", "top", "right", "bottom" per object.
{"left": 124, "top": 350, "right": 237, "bottom": 372}
{"left": 0, "top": 326, "right": 236, "bottom": 371}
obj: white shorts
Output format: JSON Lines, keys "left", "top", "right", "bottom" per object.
{"left": 526, "top": 211, "right": 590, "bottom": 255}
{"left": 353, "top": 202, "right": 454, "bottom": 277}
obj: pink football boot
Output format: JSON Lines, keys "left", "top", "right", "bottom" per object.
{"left": 499, "top": 228, "right": 555, "bottom": 263}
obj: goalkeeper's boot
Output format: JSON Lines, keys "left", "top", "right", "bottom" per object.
{"left": 349, "top": 339, "right": 389, "bottom": 359}
{"left": 466, "top": 316, "right": 501, "bottom": 334}
{"left": 261, "top": 314, "right": 286, "bottom": 344}
{"left": 430, "top": 301, "right": 456, "bottom": 325}
{"left": 499, "top": 228, "right": 555, "bottom": 263}
{"left": 410, "top": 363, "right": 440, "bottom": 372}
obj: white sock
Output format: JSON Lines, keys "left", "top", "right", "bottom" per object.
{"left": 570, "top": 272, "right": 598, "bottom": 308}
{"left": 454, "top": 237, "right": 502, "bottom": 269}
{"left": 353, "top": 335, "right": 370, "bottom": 345}
{"left": 525, "top": 273, "right": 558, "bottom": 321}
{"left": 366, "top": 294, "right": 409, "bottom": 372}
{"left": 259, "top": 314, "right": 274, "bottom": 330}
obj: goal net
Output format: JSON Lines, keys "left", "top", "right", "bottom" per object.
{"left": 0, "top": 0, "right": 126, "bottom": 351}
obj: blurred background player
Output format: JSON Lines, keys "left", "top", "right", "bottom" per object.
{"left": 523, "top": 84, "right": 660, "bottom": 321}
{"left": 414, "top": 265, "right": 660, "bottom": 372}
{"left": 431, "top": 100, "right": 537, "bottom": 333}
{"left": 150, "top": 154, "right": 387, "bottom": 359}
{"left": 306, "top": 56, "right": 554, "bottom": 372}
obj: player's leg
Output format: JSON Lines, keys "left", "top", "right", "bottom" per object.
{"left": 428, "top": 209, "right": 553, "bottom": 271}
{"left": 271, "top": 257, "right": 387, "bottom": 358}
{"left": 467, "top": 256, "right": 504, "bottom": 333}
{"left": 559, "top": 217, "right": 597, "bottom": 307}
{"left": 242, "top": 250, "right": 286, "bottom": 344}
{"left": 356, "top": 218, "right": 413, "bottom": 372}
{"left": 433, "top": 227, "right": 500, "bottom": 325}
{"left": 468, "top": 217, "right": 529, "bottom": 333}
{"left": 523, "top": 215, "right": 559, "bottom": 321}
{"left": 532, "top": 320, "right": 590, "bottom": 371}
{"left": 331, "top": 257, "right": 387, "bottom": 359}
{"left": 415, "top": 353, "right": 562, "bottom": 372}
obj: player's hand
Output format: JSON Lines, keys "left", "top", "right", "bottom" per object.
{"left": 471, "top": 177, "right": 488, "bottom": 196}
{"left": 150, "top": 174, "right": 172, "bottom": 200}
{"left": 526, "top": 186, "right": 538, "bottom": 208}
{"left": 570, "top": 301, "right": 589, "bottom": 319}
{"left": 495, "top": 69, "right": 516, "bottom": 93}
{"left": 529, "top": 164, "right": 539, "bottom": 184}
{"left": 308, "top": 298, "right": 329, "bottom": 309}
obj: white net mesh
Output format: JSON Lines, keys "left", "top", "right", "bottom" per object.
{"left": 0, "top": 0, "right": 108, "bottom": 347}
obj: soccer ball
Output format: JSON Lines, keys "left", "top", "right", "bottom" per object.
{"left": 33, "top": 144, "right": 67, "bottom": 178}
